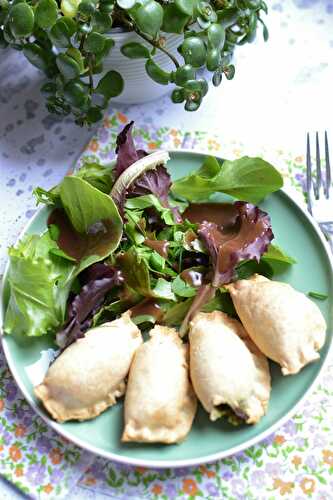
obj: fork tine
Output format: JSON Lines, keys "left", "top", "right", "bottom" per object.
{"left": 306, "top": 132, "right": 313, "bottom": 215}
{"left": 324, "top": 131, "right": 331, "bottom": 199}
{"left": 315, "top": 131, "right": 321, "bottom": 198}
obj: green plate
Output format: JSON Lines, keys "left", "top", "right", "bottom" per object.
{"left": 1, "top": 150, "right": 332, "bottom": 468}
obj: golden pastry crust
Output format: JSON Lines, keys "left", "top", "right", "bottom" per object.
{"left": 34, "top": 312, "right": 142, "bottom": 422}
{"left": 226, "top": 274, "right": 327, "bottom": 375}
{"left": 189, "top": 311, "right": 271, "bottom": 424}
{"left": 122, "top": 325, "right": 197, "bottom": 444}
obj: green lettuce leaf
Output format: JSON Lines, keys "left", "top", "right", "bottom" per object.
{"left": 59, "top": 176, "right": 121, "bottom": 234}
{"left": 117, "top": 247, "right": 176, "bottom": 301}
{"left": 172, "top": 274, "right": 197, "bottom": 298}
{"left": 34, "top": 160, "right": 114, "bottom": 205}
{"left": 172, "top": 155, "right": 283, "bottom": 204}
{"left": 4, "top": 232, "right": 76, "bottom": 337}
{"left": 125, "top": 194, "right": 175, "bottom": 225}
{"left": 51, "top": 176, "right": 123, "bottom": 276}
{"left": 235, "top": 244, "right": 296, "bottom": 280}
{"left": 5, "top": 176, "right": 123, "bottom": 338}
{"left": 262, "top": 243, "right": 297, "bottom": 265}
{"left": 74, "top": 160, "right": 114, "bottom": 193}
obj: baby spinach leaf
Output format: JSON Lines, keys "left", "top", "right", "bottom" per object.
{"left": 75, "top": 160, "right": 114, "bottom": 193}
{"left": 126, "top": 194, "right": 175, "bottom": 225}
{"left": 172, "top": 155, "right": 283, "bottom": 204}
{"left": 172, "top": 274, "right": 197, "bottom": 297}
{"left": 262, "top": 243, "right": 297, "bottom": 264}
{"left": 43, "top": 176, "right": 123, "bottom": 277}
{"left": 59, "top": 176, "right": 121, "bottom": 235}
{"left": 117, "top": 247, "right": 151, "bottom": 296}
{"left": 117, "top": 248, "right": 175, "bottom": 300}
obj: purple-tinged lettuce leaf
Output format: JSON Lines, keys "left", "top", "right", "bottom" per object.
{"left": 114, "top": 121, "right": 147, "bottom": 180}
{"left": 198, "top": 201, "right": 273, "bottom": 287}
{"left": 56, "top": 263, "right": 123, "bottom": 349}
{"left": 179, "top": 284, "right": 216, "bottom": 337}
{"left": 113, "top": 122, "right": 181, "bottom": 222}
{"left": 128, "top": 165, "right": 182, "bottom": 222}
{"left": 128, "top": 165, "right": 171, "bottom": 205}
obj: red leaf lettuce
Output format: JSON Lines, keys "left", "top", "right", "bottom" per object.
{"left": 113, "top": 122, "right": 181, "bottom": 222}
{"left": 198, "top": 201, "right": 273, "bottom": 287}
{"left": 56, "top": 263, "right": 123, "bottom": 349}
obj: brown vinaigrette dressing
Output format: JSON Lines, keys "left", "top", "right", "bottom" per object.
{"left": 48, "top": 208, "right": 116, "bottom": 262}
{"left": 183, "top": 203, "right": 239, "bottom": 231}
{"left": 180, "top": 269, "right": 204, "bottom": 287}
{"left": 144, "top": 239, "right": 169, "bottom": 259}
{"left": 130, "top": 299, "right": 163, "bottom": 322}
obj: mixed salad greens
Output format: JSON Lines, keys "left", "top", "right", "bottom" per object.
{"left": 5, "top": 122, "right": 296, "bottom": 348}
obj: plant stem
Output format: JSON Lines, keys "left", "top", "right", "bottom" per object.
{"left": 118, "top": 19, "right": 180, "bottom": 68}
{"left": 133, "top": 27, "right": 180, "bottom": 69}
{"left": 88, "top": 55, "right": 94, "bottom": 93}
{"left": 121, "top": 15, "right": 180, "bottom": 68}
{"left": 79, "top": 33, "right": 86, "bottom": 52}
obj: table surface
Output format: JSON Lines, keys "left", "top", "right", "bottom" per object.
{"left": 1, "top": 1, "right": 333, "bottom": 498}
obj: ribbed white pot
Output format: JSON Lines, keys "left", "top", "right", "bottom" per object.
{"left": 102, "top": 29, "right": 183, "bottom": 104}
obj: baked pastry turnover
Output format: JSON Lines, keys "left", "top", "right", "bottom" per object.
{"left": 189, "top": 311, "right": 271, "bottom": 424}
{"left": 122, "top": 325, "right": 197, "bottom": 444}
{"left": 34, "top": 312, "right": 142, "bottom": 422}
{"left": 227, "top": 274, "right": 326, "bottom": 375}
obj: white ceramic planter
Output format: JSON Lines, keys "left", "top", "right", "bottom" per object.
{"left": 102, "top": 29, "right": 183, "bottom": 104}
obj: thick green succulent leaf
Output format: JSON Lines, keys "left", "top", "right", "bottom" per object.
{"left": 116, "top": 0, "right": 136, "bottom": 8}
{"left": 162, "top": 4, "right": 190, "bottom": 34}
{"left": 64, "top": 79, "right": 89, "bottom": 107}
{"left": 121, "top": 41, "right": 150, "bottom": 59}
{"left": 49, "top": 19, "right": 71, "bottom": 47}
{"left": 78, "top": 0, "right": 96, "bottom": 15}
{"left": 133, "top": 0, "right": 163, "bottom": 38}
{"left": 95, "top": 70, "right": 124, "bottom": 98}
{"left": 180, "top": 36, "right": 206, "bottom": 68}
{"left": 84, "top": 31, "right": 106, "bottom": 53}
{"left": 23, "top": 43, "right": 50, "bottom": 72}
{"left": 92, "top": 10, "right": 112, "bottom": 33}
{"left": 207, "top": 23, "right": 225, "bottom": 48}
{"left": 61, "top": 0, "right": 80, "bottom": 18}
{"left": 174, "top": 64, "right": 196, "bottom": 86}
{"left": 35, "top": 0, "right": 58, "bottom": 29}
{"left": 86, "top": 107, "right": 104, "bottom": 123}
{"left": 66, "top": 47, "right": 85, "bottom": 73}
{"left": 9, "top": 3, "right": 34, "bottom": 38}
{"left": 217, "top": 7, "right": 238, "bottom": 27}
{"left": 56, "top": 53, "right": 81, "bottom": 80}
{"left": 145, "top": 58, "right": 170, "bottom": 85}
{"left": 206, "top": 47, "right": 220, "bottom": 71}
{"left": 175, "top": 0, "right": 194, "bottom": 16}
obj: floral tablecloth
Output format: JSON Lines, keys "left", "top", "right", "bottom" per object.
{"left": 1, "top": 1, "right": 333, "bottom": 499}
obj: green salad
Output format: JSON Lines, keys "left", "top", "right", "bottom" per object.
{"left": 4, "top": 122, "right": 296, "bottom": 350}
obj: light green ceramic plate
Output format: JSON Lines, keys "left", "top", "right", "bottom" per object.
{"left": 1, "top": 150, "right": 332, "bottom": 468}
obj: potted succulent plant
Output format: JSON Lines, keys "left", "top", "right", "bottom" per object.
{"left": 0, "top": 0, "right": 268, "bottom": 125}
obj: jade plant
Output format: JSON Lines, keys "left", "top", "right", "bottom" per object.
{"left": 0, "top": 0, "right": 268, "bottom": 125}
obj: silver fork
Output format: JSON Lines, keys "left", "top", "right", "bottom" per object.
{"left": 306, "top": 131, "right": 333, "bottom": 254}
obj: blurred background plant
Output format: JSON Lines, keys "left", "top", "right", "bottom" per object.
{"left": 0, "top": 0, "right": 268, "bottom": 126}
